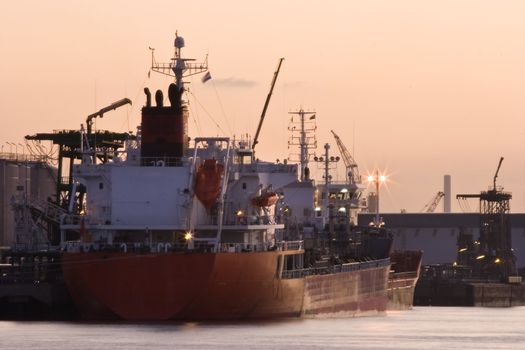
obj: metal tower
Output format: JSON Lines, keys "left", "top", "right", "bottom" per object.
{"left": 456, "top": 157, "right": 516, "bottom": 280}
{"left": 150, "top": 32, "right": 208, "bottom": 91}
{"left": 287, "top": 109, "right": 317, "bottom": 181}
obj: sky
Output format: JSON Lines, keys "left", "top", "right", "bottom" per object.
{"left": 1, "top": 0, "right": 524, "bottom": 213}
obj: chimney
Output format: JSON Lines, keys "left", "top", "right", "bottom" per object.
{"left": 444, "top": 174, "right": 451, "bottom": 213}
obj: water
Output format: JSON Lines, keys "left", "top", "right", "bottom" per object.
{"left": 1, "top": 307, "right": 524, "bottom": 350}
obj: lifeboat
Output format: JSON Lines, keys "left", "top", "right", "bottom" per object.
{"left": 195, "top": 159, "right": 224, "bottom": 210}
{"left": 251, "top": 191, "right": 279, "bottom": 207}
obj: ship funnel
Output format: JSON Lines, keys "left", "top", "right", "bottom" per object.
{"left": 144, "top": 88, "right": 151, "bottom": 107}
{"left": 155, "top": 90, "right": 164, "bottom": 107}
{"left": 141, "top": 86, "right": 188, "bottom": 164}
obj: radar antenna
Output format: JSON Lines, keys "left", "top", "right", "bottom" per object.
{"left": 150, "top": 32, "right": 208, "bottom": 90}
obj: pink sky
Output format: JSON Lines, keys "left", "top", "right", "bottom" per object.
{"left": 1, "top": 1, "right": 524, "bottom": 213}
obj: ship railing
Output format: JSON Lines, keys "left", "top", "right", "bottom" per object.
{"left": 389, "top": 271, "right": 418, "bottom": 280}
{"left": 222, "top": 213, "right": 278, "bottom": 226}
{"left": 62, "top": 241, "right": 216, "bottom": 253}
{"left": 281, "top": 257, "right": 390, "bottom": 279}
{"left": 246, "top": 162, "right": 297, "bottom": 174}
{"left": 61, "top": 240, "right": 305, "bottom": 254}
{"left": 276, "top": 240, "right": 303, "bottom": 251}
{"left": 218, "top": 242, "right": 277, "bottom": 253}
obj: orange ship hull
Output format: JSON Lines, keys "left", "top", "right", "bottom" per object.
{"left": 62, "top": 251, "right": 390, "bottom": 321}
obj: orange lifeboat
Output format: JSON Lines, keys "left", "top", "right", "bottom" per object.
{"left": 195, "top": 159, "right": 224, "bottom": 210}
{"left": 251, "top": 191, "right": 279, "bottom": 207}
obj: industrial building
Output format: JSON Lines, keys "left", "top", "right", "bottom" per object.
{"left": 358, "top": 213, "right": 525, "bottom": 270}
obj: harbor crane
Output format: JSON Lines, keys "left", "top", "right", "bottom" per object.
{"left": 330, "top": 130, "right": 360, "bottom": 184}
{"left": 252, "top": 57, "right": 284, "bottom": 154}
{"left": 456, "top": 157, "right": 517, "bottom": 280}
{"left": 421, "top": 191, "right": 444, "bottom": 213}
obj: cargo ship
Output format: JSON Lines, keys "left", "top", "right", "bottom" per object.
{"left": 58, "top": 34, "right": 392, "bottom": 321}
{"left": 387, "top": 250, "right": 422, "bottom": 309}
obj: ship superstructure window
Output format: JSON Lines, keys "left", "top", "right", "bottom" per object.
{"left": 99, "top": 182, "right": 104, "bottom": 190}
{"left": 242, "top": 182, "right": 247, "bottom": 190}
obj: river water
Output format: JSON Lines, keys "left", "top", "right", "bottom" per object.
{"left": 0, "top": 307, "right": 524, "bottom": 350}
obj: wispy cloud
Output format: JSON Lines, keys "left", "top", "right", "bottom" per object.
{"left": 211, "top": 77, "right": 257, "bottom": 88}
{"left": 283, "top": 81, "right": 306, "bottom": 88}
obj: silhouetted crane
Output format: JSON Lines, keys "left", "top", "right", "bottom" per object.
{"left": 252, "top": 58, "right": 284, "bottom": 154}
{"left": 421, "top": 191, "right": 444, "bottom": 213}
{"left": 330, "top": 130, "right": 360, "bottom": 184}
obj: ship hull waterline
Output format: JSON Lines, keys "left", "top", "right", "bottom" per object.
{"left": 61, "top": 251, "right": 390, "bottom": 321}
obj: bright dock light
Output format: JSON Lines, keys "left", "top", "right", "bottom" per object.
{"left": 184, "top": 232, "right": 193, "bottom": 241}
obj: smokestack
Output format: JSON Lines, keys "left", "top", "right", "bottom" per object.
{"left": 444, "top": 174, "right": 451, "bottom": 213}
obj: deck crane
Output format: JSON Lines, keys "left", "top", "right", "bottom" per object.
{"left": 252, "top": 58, "right": 284, "bottom": 155}
{"left": 86, "top": 98, "right": 132, "bottom": 134}
{"left": 421, "top": 191, "right": 445, "bottom": 213}
{"left": 330, "top": 130, "right": 360, "bottom": 184}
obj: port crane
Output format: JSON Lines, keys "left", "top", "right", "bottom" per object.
{"left": 456, "top": 157, "right": 517, "bottom": 280}
{"left": 421, "top": 191, "right": 445, "bottom": 213}
{"left": 330, "top": 130, "right": 360, "bottom": 184}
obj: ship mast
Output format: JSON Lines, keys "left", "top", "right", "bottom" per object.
{"left": 288, "top": 109, "right": 317, "bottom": 181}
{"left": 150, "top": 32, "right": 208, "bottom": 91}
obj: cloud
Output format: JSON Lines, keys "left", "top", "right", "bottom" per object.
{"left": 211, "top": 77, "right": 257, "bottom": 88}
{"left": 283, "top": 81, "right": 306, "bottom": 88}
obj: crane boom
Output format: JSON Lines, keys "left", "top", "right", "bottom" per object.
{"left": 330, "top": 129, "right": 360, "bottom": 183}
{"left": 86, "top": 98, "right": 132, "bottom": 134}
{"left": 493, "top": 157, "right": 504, "bottom": 190}
{"left": 252, "top": 58, "right": 284, "bottom": 152}
{"left": 421, "top": 191, "right": 445, "bottom": 213}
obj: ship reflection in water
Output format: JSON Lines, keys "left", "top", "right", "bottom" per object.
{"left": 0, "top": 307, "right": 524, "bottom": 350}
